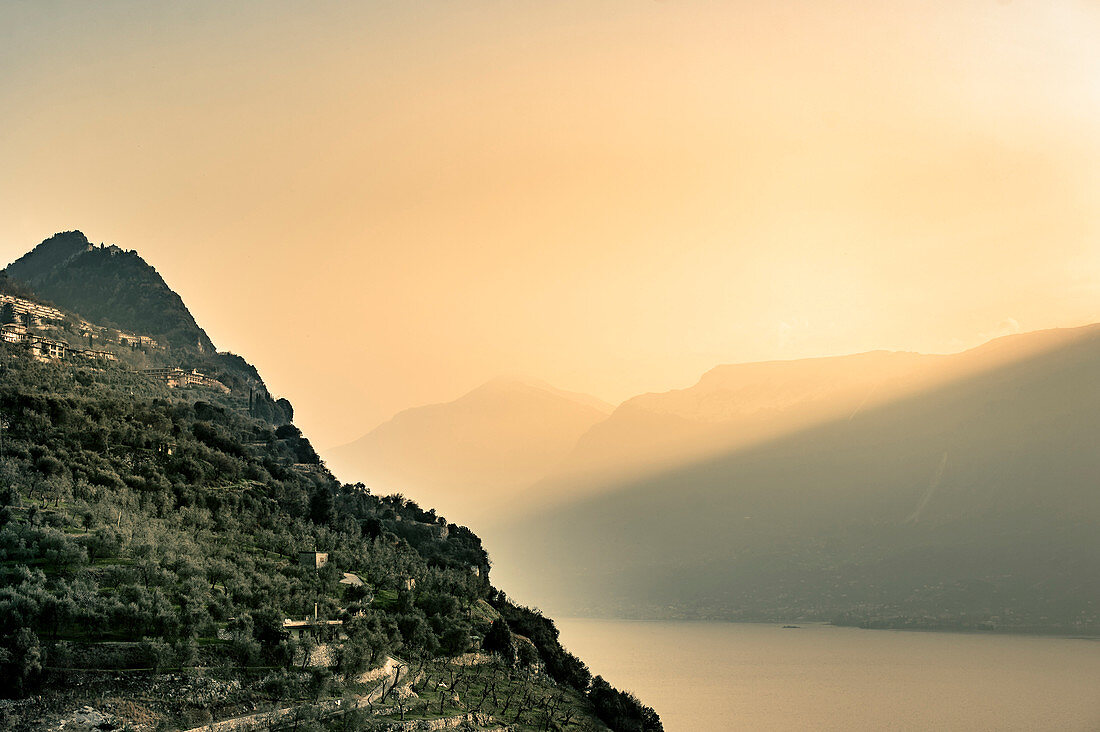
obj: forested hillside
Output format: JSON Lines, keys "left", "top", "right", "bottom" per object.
{"left": 0, "top": 234, "right": 660, "bottom": 731}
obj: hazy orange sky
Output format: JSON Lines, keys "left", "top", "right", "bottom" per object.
{"left": 3, "top": 1, "right": 1100, "bottom": 449}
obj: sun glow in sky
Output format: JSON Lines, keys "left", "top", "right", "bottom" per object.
{"left": 3, "top": 1, "right": 1100, "bottom": 448}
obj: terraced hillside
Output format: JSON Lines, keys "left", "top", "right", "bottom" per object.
{"left": 0, "top": 234, "right": 660, "bottom": 732}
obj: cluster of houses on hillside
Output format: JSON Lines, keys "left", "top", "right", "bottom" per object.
{"left": 76, "top": 323, "right": 158, "bottom": 350}
{"left": 2, "top": 293, "right": 161, "bottom": 355}
{"left": 0, "top": 294, "right": 66, "bottom": 326}
{"left": 143, "top": 367, "right": 229, "bottom": 393}
{"left": 117, "top": 332, "right": 159, "bottom": 349}
{"left": 1, "top": 323, "right": 118, "bottom": 363}
{"left": 0, "top": 310, "right": 227, "bottom": 396}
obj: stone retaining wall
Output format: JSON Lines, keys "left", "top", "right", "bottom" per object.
{"left": 448, "top": 653, "right": 493, "bottom": 667}
{"left": 377, "top": 711, "right": 501, "bottom": 730}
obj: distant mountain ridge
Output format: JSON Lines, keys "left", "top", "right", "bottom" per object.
{"left": 330, "top": 333, "right": 1083, "bottom": 521}
{"left": 531, "top": 350, "right": 942, "bottom": 505}
{"left": 528, "top": 329, "right": 1093, "bottom": 508}
{"left": 490, "top": 324, "right": 1100, "bottom": 632}
{"left": 325, "top": 321, "right": 1100, "bottom": 633}
{"left": 328, "top": 377, "right": 612, "bottom": 521}
{"left": 6, "top": 230, "right": 216, "bottom": 353}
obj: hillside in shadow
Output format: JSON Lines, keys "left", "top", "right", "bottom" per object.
{"left": 491, "top": 324, "right": 1100, "bottom": 632}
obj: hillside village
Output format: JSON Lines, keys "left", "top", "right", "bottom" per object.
{"left": 0, "top": 292, "right": 227, "bottom": 393}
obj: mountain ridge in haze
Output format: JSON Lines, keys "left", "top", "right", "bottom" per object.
{"left": 526, "top": 349, "right": 942, "bottom": 508}
{"left": 325, "top": 321, "right": 1100, "bottom": 633}
{"left": 526, "top": 328, "right": 1097, "bottom": 510}
{"left": 491, "top": 323, "right": 1100, "bottom": 632}
{"left": 332, "top": 331, "right": 1086, "bottom": 523}
{"left": 327, "top": 376, "right": 612, "bottom": 520}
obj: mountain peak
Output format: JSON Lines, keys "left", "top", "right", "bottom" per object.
{"left": 5, "top": 231, "right": 216, "bottom": 353}
{"left": 474, "top": 375, "right": 546, "bottom": 392}
{"left": 327, "top": 376, "right": 612, "bottom": 520}
{"left": 472, "top": 376, "right": 614, "bottom": 413}
{"left": 7, "top": 230, "right": 92, "bottom": 273}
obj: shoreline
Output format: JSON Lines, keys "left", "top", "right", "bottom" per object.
{"left": 556, "top": 616, "right": 1100, "bottom": 641}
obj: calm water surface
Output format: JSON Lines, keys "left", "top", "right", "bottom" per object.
{"left": 555, "top": 619, "right": 1100, "bottom": 731}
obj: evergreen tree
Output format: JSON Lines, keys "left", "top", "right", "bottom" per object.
{"left": 483, "top": 619, "right": 513, "bottom": 659}
{"left": 308, "top": 485, "right": 335, "bottom": 525}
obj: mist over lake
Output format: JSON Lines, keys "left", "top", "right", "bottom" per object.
{"left": 556, "top": 619, "right": 1100, "bottom": 732}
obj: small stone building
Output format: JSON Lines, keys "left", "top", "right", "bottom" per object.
{"left": 282, "top": 618, "right": 343, "bottom": 642}
{"left": 299, "top": 551, "right": 329, "bottom": 569}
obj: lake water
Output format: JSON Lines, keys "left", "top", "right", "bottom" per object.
{"left": 555, "top": 619, "right": 1100, "bottom": 731}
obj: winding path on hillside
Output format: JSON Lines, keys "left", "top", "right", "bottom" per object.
{"left": 184, "top": 654, "right": 408, "bottom": 732}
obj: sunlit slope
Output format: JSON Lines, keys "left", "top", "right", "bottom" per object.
{"left": 497, "top": 325, "right": 1100, "bottom": 631}
{"left": 326, "top": 377, "right": 611, "bottom": 520}
{"left": 526, "top": 327, "right": 1098, "bottom": 513}
{"left": 526, "top": 351, "right": 939, "bottom": 508}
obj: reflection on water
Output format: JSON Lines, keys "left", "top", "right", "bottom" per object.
{"left": 556, "top": 619, "right": 1100, "bottom": 732}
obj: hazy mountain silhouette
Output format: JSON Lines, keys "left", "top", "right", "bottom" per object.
{"left": 525, "top": 350, "right": 940, "bottom": 509}
{"left": 327, "top": 377, "right": 613, "bottom": 521}
{"left": 490, "top": 325, "right": 1100, "bottom": 632}
{"left": 6, "top": 230, "right": 216, "bottom": 353}
{"left": 524, "top": 331, "right": 1093, "bottom": 513}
